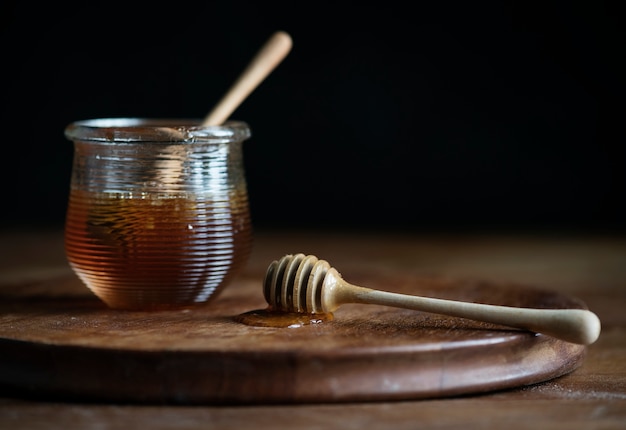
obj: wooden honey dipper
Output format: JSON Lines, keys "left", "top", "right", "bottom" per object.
{"left": 263, "top": 253, "right": 601, "bottom": 345}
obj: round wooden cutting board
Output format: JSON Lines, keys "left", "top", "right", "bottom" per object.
{"left": 0, "top": 268, "right": 589, "bottom": 405}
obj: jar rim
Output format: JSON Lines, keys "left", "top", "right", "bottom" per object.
{"left": 65, "top": 118, "right": 251, "bottom": 144}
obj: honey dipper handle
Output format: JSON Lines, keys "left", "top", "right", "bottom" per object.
{"left": 202, "top": 31, "right": 293, "bottom": 126}
{"left": 339, "top": 284, "right": 601, "bottom": 345}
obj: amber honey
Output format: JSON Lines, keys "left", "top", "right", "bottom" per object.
{"left": 65, "top": 189, "right": 252, "bottom": 310}
{"left": 235, "top": 308, "right": 334, "bottom": 328}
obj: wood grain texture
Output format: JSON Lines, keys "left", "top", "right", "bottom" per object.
{"left": 0, "top": 229, "right": 625, "bottom": 428}
{"left": 0, "top": 242, "right": 588, "bottom": 404}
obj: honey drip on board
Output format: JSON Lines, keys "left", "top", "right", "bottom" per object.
{"left": 235, "top": 308, "right": 334, "bottom": 328}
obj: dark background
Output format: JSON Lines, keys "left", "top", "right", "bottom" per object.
{"left": 2, "top": 1, "right": 624, "bottom": 234}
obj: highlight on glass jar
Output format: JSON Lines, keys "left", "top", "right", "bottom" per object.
{"left": 64, "top": 118, "right": 253, "bottom": 311}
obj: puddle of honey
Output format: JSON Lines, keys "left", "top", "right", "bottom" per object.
{"left": 235, "top": 308, "right": 334, "bottom": 328}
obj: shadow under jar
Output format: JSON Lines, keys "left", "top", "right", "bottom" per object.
{"left": 64, "top": 118, "right": 253, "bottom": 311}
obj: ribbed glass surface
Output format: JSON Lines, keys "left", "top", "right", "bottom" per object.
{"left": 64, "top": 119, "right": 252, "bottom": 310}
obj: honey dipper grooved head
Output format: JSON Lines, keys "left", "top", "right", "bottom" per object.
{"left": 263, "top": 253, "right": 340, "bottom": 313}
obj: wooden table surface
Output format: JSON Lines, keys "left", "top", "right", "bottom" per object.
{"left": 1, "top": 228, "right": 625, "bottom": 429}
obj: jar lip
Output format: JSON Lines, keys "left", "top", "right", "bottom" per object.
{"left": 65, "top": 118, "right": 251, "bottom": 143}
